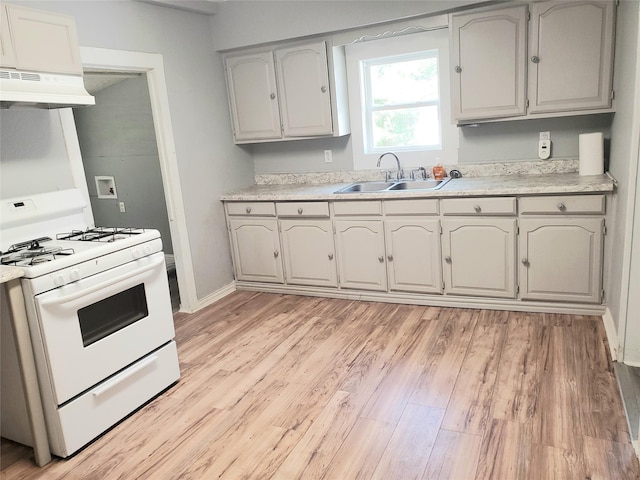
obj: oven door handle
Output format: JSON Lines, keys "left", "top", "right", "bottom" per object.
{"left": 39, "top": 255, "right": 165, "bottom": 308}
{"left": 91, "top": 354, "right": 159, "bottom": 398}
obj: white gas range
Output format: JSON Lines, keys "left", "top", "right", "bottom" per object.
{"left": 0, "top": 189, "right": 180, "bottom": 458}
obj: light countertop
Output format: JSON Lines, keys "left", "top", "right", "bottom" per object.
{"left": 1, "top": 266, "right": 25, "bottom": 284}
{"left": 220, "top": 173, "right": 615, "bottom": 202}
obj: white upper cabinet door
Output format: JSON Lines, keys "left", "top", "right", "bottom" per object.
{"left": 519, "top": 218, "right": 603, "bottom": 303}
{"left": 279, "top": 219, "right": 337, "bottom": 288}
{"left": 3, "top": 5, "right": 83, "bottom": 75}
{"left": 225, "top": 51, "right": 282, "bottom": 141}
{"left": 384, "top": 219, "right": 443, "bottom": 294}
{"left": 450, "top": 5, "right": 528, "bottom": 121}
{"left": 0, "top": 7, "right": 16, "bottom": 68}
{"left": 275, "top": 41, "right": 333, "bottom": 137}
{"left": 529, "top": 1, "right": 615, "bottom": 114}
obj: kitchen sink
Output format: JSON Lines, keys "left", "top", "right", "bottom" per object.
{"left": 334, "top": 177, "right": 451, "bottom": 193}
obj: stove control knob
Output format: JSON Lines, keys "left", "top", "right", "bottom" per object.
{"left": 69, "top": 269, "right": 81, "bottom": 282}
{"left": 53, "top": 274, "right": 66, "bottom": 287}
{"left": 132, "top": 248, "right": 142, "bottom": 259}
{"left": 143, "top": 245, "right": 152, "bottom": 256}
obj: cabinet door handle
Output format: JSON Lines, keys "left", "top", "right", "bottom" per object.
{"left": 521, "top": 258, "right": 529, "bottom": 266}
{"left": 246, "top": 207, "right": 252, "bottom": 214}
{"left": 387, "top": 254, "right": 393, "bottom": 262}
{"left": 328, "top": 253, "right": 334, "bottom": 260}
{"left": 557, "top": 203, "right": 566, "bottom": 211}
{"left": 270, "top": 93, "right": 276, "bottom": 100}
{"left": 378, "top": 256, "right": 384, "bottom": 263}
{"left": 455, "top": 65, "right": 462, "bottom": 73}
{"left": 320, "top": 85, "right": 327, "bottom": 93}
{"left": 297, "top": 208, "right": 303, "bottom": 215}
{"left": 444, "top": 256, "right": 452, "bottom": 263}
{"left": 474, "top": 205, "right": 482, "bottom": 213}
{"left": 274, "top": 251, "right": 279, "bottom": 258}
{"left": 531, "top": 55, "right": 540, "bottom": 64}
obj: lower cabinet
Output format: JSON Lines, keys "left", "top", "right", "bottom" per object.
{"left": 519, "top": 218, "right": 604, "bottom": 303}
{"left": 334, "top": 220, "right": 387, "bottom": 291}
{"left": 279, "top": 219, "right": 337, "bottom": 287}
{"left": 442, "top": 218, "right": 517, "bottom": 298}
{"left": 384, "top": 219, "right": 443, "bottom": 294}
{"left": 228, "top": 217, "right": 283, "bottom": 283}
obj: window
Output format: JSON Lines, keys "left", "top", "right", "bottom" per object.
{"left": 346, "top": 29, "right": 458, "bottom": 170}
{"left": 362, "top": 50, "right": 441, "bottom": 153}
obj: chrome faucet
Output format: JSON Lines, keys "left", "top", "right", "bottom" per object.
{"left": 377, "top": 152, "right": 404, "bottom": 181}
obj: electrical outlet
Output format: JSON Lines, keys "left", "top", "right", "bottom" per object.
{"left": 324, "top": 150, "right": 333, "bottom": 163}
{"left": 538, "top": 140, "right": 551, "bottom": 159}
{"left": 539, "top": 131, "right": 550, "bottom": 141}
{"left": 119, "top": 202, "right": 126, "bottom": 213}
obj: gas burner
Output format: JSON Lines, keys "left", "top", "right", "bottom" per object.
{"left": 57, "top": 227, "right": 144, "bottom": 243}
{"left": 3, "top": 237, "right": 53, "bottom": 255}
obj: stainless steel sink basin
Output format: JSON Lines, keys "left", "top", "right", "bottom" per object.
{"left": 388, "top": 177, "right": 451, "bottom": 190}
{"left": 334, "top": 181, "right": 396, "bottom": 193}
{"left": 334, "top": 177, "right": 451, "bottom": 193}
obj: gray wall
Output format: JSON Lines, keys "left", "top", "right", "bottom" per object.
{"left": 74, "top": 74, "right": 174, "bottom": 254}
{"left": 607, "top": 0, "right": 640, "bottom": 334}
{"left": 0, "top": 110, "right": 75, "bottom": 198}
{"left": 6, "top": 0, "right": 255, "bottom": 302}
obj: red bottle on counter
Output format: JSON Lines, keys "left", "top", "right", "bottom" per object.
{"left": 432, "top": 163, "right": 446, "bottom": 180}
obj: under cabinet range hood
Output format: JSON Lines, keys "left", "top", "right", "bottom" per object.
{"left": 0, "top": 69, "right": 95, "bottom": 109}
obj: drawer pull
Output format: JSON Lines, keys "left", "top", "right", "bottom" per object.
{"left": 557, "top": 203, "right": 566, "bottom": 212}
{"left": 445, "top": 256, "right": 452, "bottom": 263}
{"left": 521, "top": 258, "right": 529, "bottom": 266}
{"left": 246, "top": 207, "right": 252, "bottom": 214}
{"left": 274, "top": 251, "right": 279, "bottom": 258}
{"left": 328, "top": 253, "right": 334, "bottom": 260}
{"left": 387, "top": 254, "right": 393, "bottom": 262}
{"left": 474, "top": 205, "right": 482, "bottom": 213}
{"left": 378, "top": 256, "right": 384, "bottom": 263}
{"left": 298, "top": 208, "right": 303, "bottom": 215}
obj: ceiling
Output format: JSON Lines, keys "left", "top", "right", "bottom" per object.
{"left": 83, "top": 72, "right": 142, "bottom": 95}
{"left": 137, "top": 0, "right": 222, "bottom": 15}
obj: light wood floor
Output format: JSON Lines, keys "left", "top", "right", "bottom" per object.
{"left": 2, "top": 292, "right": 639, "bottom": 479}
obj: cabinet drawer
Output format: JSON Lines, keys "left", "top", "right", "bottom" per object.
{"left": 441, "top": 197, "right": 516, "bottom": 215}
{"left": 333, "top": 201, "right": 382, "bottom": 216}
{"left": 276, "top": 202, "right": 329, "bottom": 217}
{"left": 519, "top": 195, "right": 605, "bottom": 215}
{"left": 383, "top": 199, "right": 439, "bottom": 216}
{"left": 226, "top": 202, "right": 276, "bottom": 216}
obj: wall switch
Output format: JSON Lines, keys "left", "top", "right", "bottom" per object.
{"left": 539, "top": 131, "right": 550, "bottom": 141}
{"left": 538, "top": 140, "right": 551, "bottom": 159}
{"left": 119, "top": 202, "right": 126, "bottom": 213}
{"left": 324, "top": 150, "right": 333, "bottom": 163}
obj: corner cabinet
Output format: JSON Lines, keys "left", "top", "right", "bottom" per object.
{"left": 223, "top": 39, "right": 350, "bottom": 144}
{"left": 0, "top": 4, "right": 83, "bottom": 75}
{"left": 450, "top": 1, "right": 616, "bottom": 124}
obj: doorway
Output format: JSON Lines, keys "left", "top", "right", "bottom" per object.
{"left": 76, "top": 47, "right": 198, "bottom": 313}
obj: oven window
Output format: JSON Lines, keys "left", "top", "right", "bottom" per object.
{"left": 78, "top": 284, "right": 149, "bottom": 347}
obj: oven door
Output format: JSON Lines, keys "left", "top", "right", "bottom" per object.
{"left": 34, "top": 251, "right": 176, "bottom": 405}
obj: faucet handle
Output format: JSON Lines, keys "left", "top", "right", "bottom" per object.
{"left": 382, "top": 170, "right": 393, "bottom": 182}
{"left": 410, "top": 167, "right": 428, "bottom": 181}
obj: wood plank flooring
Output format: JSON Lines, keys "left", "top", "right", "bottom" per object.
{"left": 2, "top": 292, "right": 639, "bottom": 479}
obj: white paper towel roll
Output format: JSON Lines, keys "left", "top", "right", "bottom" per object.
{"left": 579, "top": 132, "right": 604, "bottom": 176}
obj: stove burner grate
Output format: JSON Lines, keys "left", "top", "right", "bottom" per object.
{"left": 57, "top": 227, "right": 144, "bottom": 242}
{"left": 0, "top": 246, "right": 75, "bottom": 266}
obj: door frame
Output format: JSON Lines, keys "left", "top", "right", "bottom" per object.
{"left": 71, "top": 46, "right": 198, "bottom": 313}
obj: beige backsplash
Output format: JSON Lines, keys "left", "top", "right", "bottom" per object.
{"left": 255, "top": 158, "right": 580, "bottom": 185}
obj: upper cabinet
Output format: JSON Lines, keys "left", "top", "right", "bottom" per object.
{"left": 450, "top": 1, "right": 616, "bottom": 124}
{"left": 450, "top": 5, "right": 528, "bottom": 121}
{"left": 223, "top": 39, "right": 350, "bottom": 144}
{"left": 0, "top": 4, "right": 83, "bottom": 75}
{"left": 528, "top": 1, "right": 615, "bottom": 114}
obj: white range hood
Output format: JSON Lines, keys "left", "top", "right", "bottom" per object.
{"left": 0, "top": 69, "right": 95, "bottom": 109}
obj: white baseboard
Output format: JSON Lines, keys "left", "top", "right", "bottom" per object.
{"left": 602, "top": 307, "right": 620, "bottom": 362}
{"left": 180, "top": 281, "right": 236, "bottom": 313}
